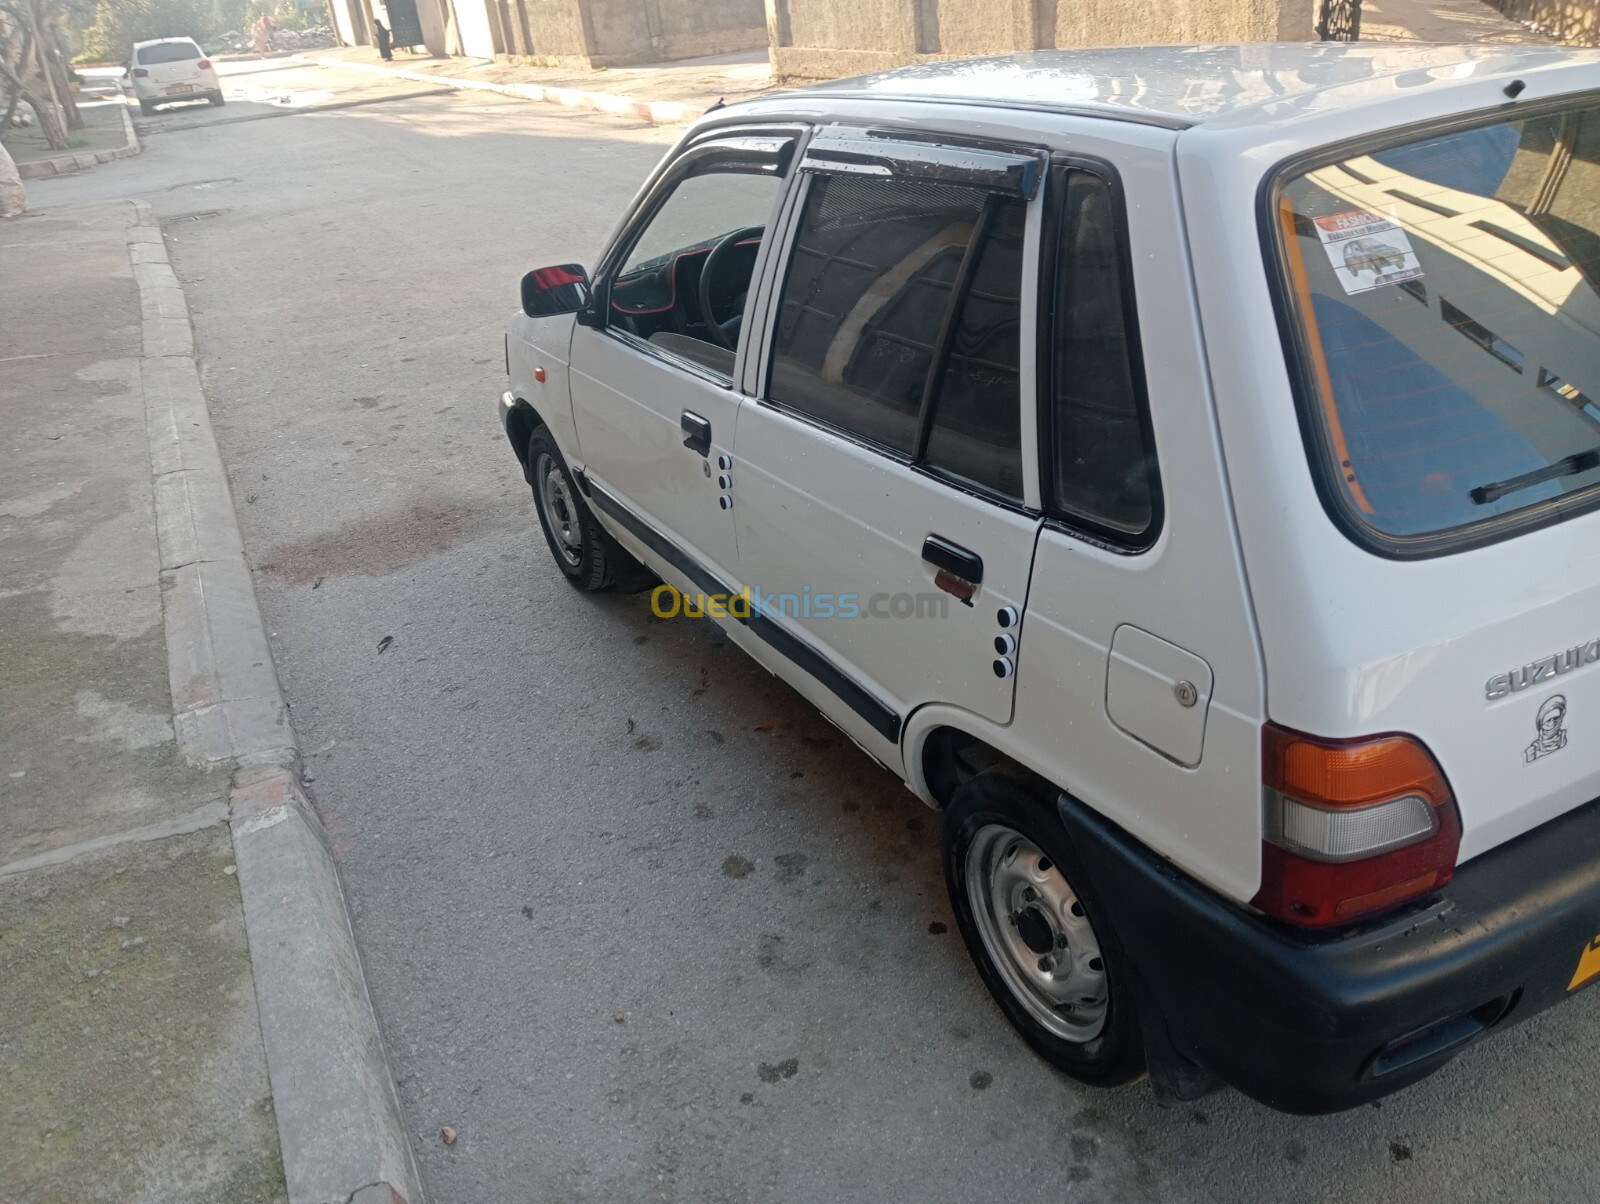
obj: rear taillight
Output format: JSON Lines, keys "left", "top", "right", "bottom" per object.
{"left": 132, "top": 67, "right": 149, "bottom": 77}
{"left": 198, "top": 59, "right": 211, "bottom": 69}
{"left": 1251, "top": 722, "right": 1460, "bottom": 928}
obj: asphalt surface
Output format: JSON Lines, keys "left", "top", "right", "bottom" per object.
{"left": 32, "top": 62, "right": 1600, "bottom": 1203}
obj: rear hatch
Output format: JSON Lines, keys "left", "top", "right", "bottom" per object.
{"left": 1268, "top": 94, "right": 1600, "bottom": 861}
{"left": 137, "top": 41, "right": 207, "bottom": 94}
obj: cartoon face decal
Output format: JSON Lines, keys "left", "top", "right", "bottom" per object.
{"left": 1525, "top": 694, "right": 1569, "bottom": 764}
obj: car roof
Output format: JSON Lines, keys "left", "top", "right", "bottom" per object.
{"left": 132, "top": 37, "right": 201, "bottom": 48}
{"left": 782, "top": 43, "right": 1600, "bottom": 132}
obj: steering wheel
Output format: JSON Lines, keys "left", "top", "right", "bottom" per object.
{"left": 697, "top": 226, "right": 764, "bottom": 349}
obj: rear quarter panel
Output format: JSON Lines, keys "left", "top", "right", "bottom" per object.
{"left": 1003, "top": 119, "right": 1267, "bottom": 905}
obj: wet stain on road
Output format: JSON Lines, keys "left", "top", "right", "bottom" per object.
{"left": 756, "top": 1058, "right": 798, "bottom": 1083}
{"left": 721, "top": 856, "right": 753, "bottom": 879}
{"left": 259, "top": 495, "right": 503, "bottom": 584}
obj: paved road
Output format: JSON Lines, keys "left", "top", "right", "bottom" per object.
{"left": 33, "top": 62, "right": 1600, "bottom": 1204}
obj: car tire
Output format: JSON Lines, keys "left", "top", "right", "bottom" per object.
{"left": 942, "top": 771, "right": 1145, "bottom": 1087}
{"left": 209, "top": 93, "right": 225, "bottom": 106}
{"left": 526, "top": 425, "right": 613, "bottom": 591}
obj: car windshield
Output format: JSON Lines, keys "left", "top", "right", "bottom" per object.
{"left": 137, "top": 42, "right": 201, "bottom": 64}
{"left": 1274, "top": 100, "right": 1600, "bottom": 545}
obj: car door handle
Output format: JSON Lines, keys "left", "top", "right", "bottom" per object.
{"left": 922, "top": 535, "right": 983, "bottom": 584}
{"left": 681, "top": 411, "right": 712, "bottom": 457}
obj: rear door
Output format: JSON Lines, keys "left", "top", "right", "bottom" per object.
{"left": 731, "top": 132, "right": 1046, "bottom": 757}
{"left": 568, "top": 132, "right": 799, "bottom": 588}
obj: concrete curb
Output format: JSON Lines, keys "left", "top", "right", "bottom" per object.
{"left": 293, "top": 52, "right": 704, "bottom": 124}
{"left": 17, "top": 100, "right": 141, "bottom": 180}
{"left": 130, "top": 199, "right": 424, "bottom": 1204}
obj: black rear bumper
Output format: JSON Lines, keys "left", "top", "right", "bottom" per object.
{"left": 1058, "top": 793, "right": 1600, "bottom": 1114}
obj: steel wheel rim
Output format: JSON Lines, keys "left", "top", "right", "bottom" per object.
{"left": 534, "top": 452, "right": 582, "bottom": 567}
{"left": 965, "top": 823, "right": 1109, "bottom": 1042}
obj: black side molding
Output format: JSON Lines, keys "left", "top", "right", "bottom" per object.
{"left": 581, "top": 475, "right": 902, "bottom": 744}
{"left": 921, "top": 534, "right": 983, "bottom": 584}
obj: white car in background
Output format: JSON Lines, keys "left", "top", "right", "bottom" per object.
{"left": 127, "top": 37, "right": 223, "bottom": 114}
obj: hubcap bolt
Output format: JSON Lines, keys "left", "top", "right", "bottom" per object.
{"left": 1022, "top": 887, "right": 1037, "bottom": 903}
{"left": 1055, "top": 933, "right": 1069, "bottom": 950}
{"left": 1037, "top": 956, "right": 1053, "bottom": 972}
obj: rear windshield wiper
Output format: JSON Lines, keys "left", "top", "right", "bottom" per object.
{"left": 1470, "top": 448, "right": 1600, "bottom": 505}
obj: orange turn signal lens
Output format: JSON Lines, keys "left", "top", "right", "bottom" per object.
{"left": 1265, "top": 725, "right": 1451, "bottom": 810}
{"left": 1254, "top": 723, "right": 1461, "bottom": 928}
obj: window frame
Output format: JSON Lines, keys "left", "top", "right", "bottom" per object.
{"left": 1034, "top": 155, "right": 1165, "bottom": 553}
{"left": 1259, "top": 89, "right": 1600, "bottom": 561}
{"left": 755, "top": 132, "right": 1047, "bottom": 512}
{"left": 587, "top": 128, "right": 803, "bottom": 390}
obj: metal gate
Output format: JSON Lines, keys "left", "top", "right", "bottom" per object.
{"left": 1316, "top": 0, "right": 1362, "bottom": 40}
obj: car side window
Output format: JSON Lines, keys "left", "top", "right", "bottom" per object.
{"left": 606, "top": 168, "right": 781, "bottom": 384}
{"left": 1047, "top": 169, "right": 1159, "bottom": 543}
{"left": 922, "top": 197, "right": 1026, "bottom": 496}
{"left": 768, "top": 174, "right": 1026, "bottom": 498}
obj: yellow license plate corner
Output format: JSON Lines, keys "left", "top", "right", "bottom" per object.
{"left": 1568, "top": 935, "right": 1600, "bottom": 992}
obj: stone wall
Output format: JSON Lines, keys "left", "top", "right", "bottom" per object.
{"left": 492, "top": 0, "right": 766, "bottom": 65}
{"left": 766, "top": 0, "right": 1315, "bottom": 80}
{"left": 1054, "top": 0, "right": 1308, "bottom": 46}
{"left": 1487, "top": 0, "right": 1598, "bottom": 44}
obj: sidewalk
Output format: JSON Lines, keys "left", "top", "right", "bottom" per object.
{"left": 298, "top": 44, "right": 775, "bottom": 124}
{"left": 1361, "top": 0, "right": 1553, "bottom": 42}
{"left": 0, "top": 93, "right": 140, "bottom": 179}
{"left": 0, "top": 202, "right": 285, "bottom": 1202}
{"left": 0, "top": 202, "right": 420, "bottom": 1204}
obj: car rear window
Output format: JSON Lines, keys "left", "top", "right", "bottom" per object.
{"left": 137, "top": 42, "right": 202, "bottom": 64}
{"left": 1274, "top": 100, "right": 1600, "bottom": 549}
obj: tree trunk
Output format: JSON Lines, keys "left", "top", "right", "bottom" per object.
{"left": 38, "top": 14, "right": 79, "bottom": 131}
{"left": 0, "top": 47, "right": 66, "bottom": 149}
{"left": 26, "top": 0, "right": 72, "bottom": 134}
{"left": 0, "top": 23, "right": 33, "bottom": 135}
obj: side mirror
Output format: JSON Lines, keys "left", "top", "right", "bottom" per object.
{"left": 521, "top": 263, "right": 591, "bottom": 318}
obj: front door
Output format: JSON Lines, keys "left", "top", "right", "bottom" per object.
{"left": 732, "top": 133, "right": 1047, "bottom": 756}
{"left": 569, "top": 133, "right": 796, "bottom": 586}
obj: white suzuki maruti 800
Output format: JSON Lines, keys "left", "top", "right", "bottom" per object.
{"left": 497, "top": 43, "right": 1600, "bottom": 1113}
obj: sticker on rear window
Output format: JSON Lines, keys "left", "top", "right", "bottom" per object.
{"left": 1313, "top": 210, "right": 1423, "bottom": 295}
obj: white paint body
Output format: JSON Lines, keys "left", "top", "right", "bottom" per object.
{"left": 128, "top": 38, "right": 221, "bottom": 105}
{"left": 508, "top": 43, "right": 1600, "bottom": 907}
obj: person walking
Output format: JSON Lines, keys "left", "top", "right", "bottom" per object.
{"left": 375, "top": 19, "right": 394, "bottom": 60}
{"left": 252, "top": 13, "right": 274, "bottom": 55}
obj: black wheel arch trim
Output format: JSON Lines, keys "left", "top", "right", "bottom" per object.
{"left": 579, "top": 472, "right": 903, "bottom": 744}
{"left": 500, "top": 394, "right": 544, "bottom": 479}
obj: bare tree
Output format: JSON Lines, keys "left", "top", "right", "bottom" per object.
{"left": 34, "top": 0, "right": 82, "bottom": 131}
{"left": 0, "top": 0, "right": 68, "bottom": 148}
